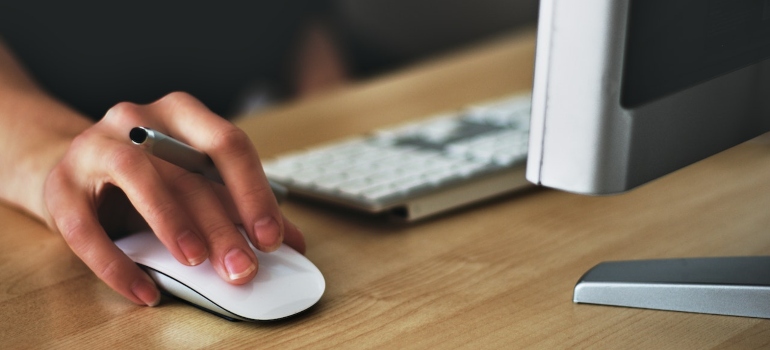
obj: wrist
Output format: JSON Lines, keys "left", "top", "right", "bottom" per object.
{"left": 0, "top": 91, "right": 91, "bottom": 227}
{"left": 12, "top": 137, "right": 73, "bottom": 227}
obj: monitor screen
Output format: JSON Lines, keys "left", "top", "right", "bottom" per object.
{"left": 622, "top": 0, "right": 770, "bottom": 108}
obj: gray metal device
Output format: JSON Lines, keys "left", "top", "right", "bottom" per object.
{"left": 130, "top": 127, "right": 224, "bottom": 184}
{"left": 527, "top": 0, "right": 770, "bottom": 317}
{"left": 574, "top": 257, "right": 770, "bottom": 318}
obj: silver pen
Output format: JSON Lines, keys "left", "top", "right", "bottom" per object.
{"left": 129, "top": 126, "right": 287, "bottom": 202}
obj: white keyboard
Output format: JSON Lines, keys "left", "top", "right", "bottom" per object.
{"left": 263, "top": 93, "right": 532, "bottom": 221}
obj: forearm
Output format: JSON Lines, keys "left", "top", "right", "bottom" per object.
{"left": 0, "top": 40, "right": 92, "bottom": 226}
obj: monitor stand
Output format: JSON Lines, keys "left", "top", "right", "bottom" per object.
{"left": 573, "top": 256, "right": 770, "bottom": 318}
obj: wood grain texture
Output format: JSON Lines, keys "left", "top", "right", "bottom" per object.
{"left": 3, "top": 28, "right": 770, "bottom": 349}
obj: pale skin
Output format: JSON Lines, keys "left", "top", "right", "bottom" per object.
{"left": 0, "top": 40, "right": 308, "bottom": 307}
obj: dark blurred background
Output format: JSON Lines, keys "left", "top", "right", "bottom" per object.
{"left": 0, "top": 0, "right": 538, "bottom": 119}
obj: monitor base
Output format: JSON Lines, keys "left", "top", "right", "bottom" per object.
{"left": 574, "top": 256, "right": 770, "bottom": 318}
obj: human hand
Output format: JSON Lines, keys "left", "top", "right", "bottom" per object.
{"left": 43, "top": 92, "right": 305, "bottom": 306}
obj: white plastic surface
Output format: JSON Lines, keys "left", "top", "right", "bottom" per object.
{"left": 115, "top": 230, "right": 325, "bottom": 321}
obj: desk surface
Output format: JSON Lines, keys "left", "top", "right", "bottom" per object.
{"left": 4, "top": 29, "right": 770, "bottom": 348}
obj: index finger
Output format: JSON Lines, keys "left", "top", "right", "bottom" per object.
{"left": 147, "top": 92, "right": 284, "bottom": 252}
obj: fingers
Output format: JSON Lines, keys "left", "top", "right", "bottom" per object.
{"left": 158, "top": 164, "right": 259, "bottom": 283}
{"left": 103, "top": 94, "right": 305, "bottom": 264}
{"left": 45, "top": 167, "right": 160, "bottom": 306}
{"left": 95, "top": 136, "right": 210, "bottom": 267}
{"left": 145, "top": 92, "right": 289, "bottom": 252}
{"left": 211, "top": 185, "right": 306, "bottom": 254}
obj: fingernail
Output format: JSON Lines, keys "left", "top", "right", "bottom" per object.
{"left": 177, "top": 231, "right": 208, "bottom": 265}
{"left": 132, "top": 277, "right": 160, "bottom": 307}
{"left": 254, "top": 217, "right": 281, "bottom": 250}
{"left": 224, "top": 248, "right": 257, "bottom": 281}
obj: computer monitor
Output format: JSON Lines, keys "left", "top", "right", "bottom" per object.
{"left": 526, "top": 0, "right": 770, "bottom": 318}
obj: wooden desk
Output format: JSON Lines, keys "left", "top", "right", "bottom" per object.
{"left": 4, "top": 29, "right": 770, "bottom": 348}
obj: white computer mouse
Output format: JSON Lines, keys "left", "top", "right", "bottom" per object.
{"left": 114, "top": 229, "right": 325, "bottom": 321}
